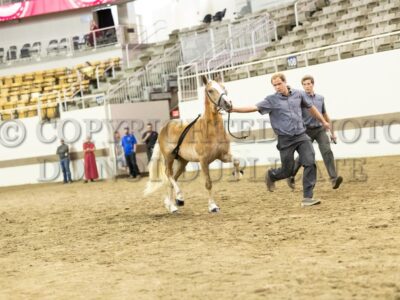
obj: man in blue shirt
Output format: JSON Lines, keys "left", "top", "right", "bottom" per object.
{"left": 287, "top": 75, "right": 343, "bottom": 190}
{"left": 230, "top": 73, "right": 330, "bottom": 207}
{"left": 121, "top": 127, "right": 141, "bottom": 178}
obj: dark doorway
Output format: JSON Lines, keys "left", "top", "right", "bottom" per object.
{"left": 95, "top": 8, "right": 114, "bottom": 29}
{"left": 93, "top": 8, "right": 117, "bottom": 45}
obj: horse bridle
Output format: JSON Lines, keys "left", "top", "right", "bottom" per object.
{"left": 205, "top": 86, "right": 227, "bottom": 112}
{"left": 205, "top": 81, "right": 248, "bottom": 140}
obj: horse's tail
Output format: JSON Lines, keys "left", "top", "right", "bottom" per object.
{"left": 144, "top": 143, "right": 167, "bottom": 196}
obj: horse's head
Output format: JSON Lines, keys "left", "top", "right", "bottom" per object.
{"left": 201, "top": 75, "right": 232, "bottom": 113}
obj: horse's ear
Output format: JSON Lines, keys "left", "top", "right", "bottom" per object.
{"left": 201, "top": 75, "right": 208, "bottom": 85}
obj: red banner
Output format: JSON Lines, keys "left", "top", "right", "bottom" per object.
{"left": 0, "top": 0, "right": 116, "bottom": 22}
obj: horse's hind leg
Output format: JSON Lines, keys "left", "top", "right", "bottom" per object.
{"left": 172, "top": 159, "right": 188, "bottom": 207}
{"left": 221, "top": 153, "right": 243, "bottom": 181}
{"left": 232, "top": 157, "right": 243, "bottom": 181}
{"left": 200, "top": 160, "right": 219, "bottom": 213}
{"left": 164, "top": 156, "right": 178, "bottom": 213}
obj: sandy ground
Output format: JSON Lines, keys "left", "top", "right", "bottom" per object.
{"left": 1, "top": 155, "right": 400, "bottom": 300}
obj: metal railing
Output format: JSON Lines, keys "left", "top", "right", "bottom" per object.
{"left": 177, "top": 13, "right": 277, "bottom": 102}
{"left": 206, "top": 17, "right": 277, "bottom": 72}
{"left": 177, "top": 30, "right": 400, "bottom": 102}
{"left": 179, "top": 13, "right": 276, "bottom": 71}
{"left": 108, "top": 43, "right": 182, "bottom": 104}
{"left": 124, "top": 25, "right": 168, "bottom": 68}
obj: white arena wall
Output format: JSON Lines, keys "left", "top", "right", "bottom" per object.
{"left": 0, "top": 100, "right": 170, "bottom": 187}
{"left": 179, "top": 50, "right": 400, "bottom": 170}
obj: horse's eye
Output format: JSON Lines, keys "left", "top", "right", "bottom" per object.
{"left": 207, "top": 89, "right": 213, "bottom": 93}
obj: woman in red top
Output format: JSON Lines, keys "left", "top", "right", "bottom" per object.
{"left": 88, "top": 20, "right": 101, "bottom": 47}
{"left": 83, "top": 137, "right": 99, "bottom": 183}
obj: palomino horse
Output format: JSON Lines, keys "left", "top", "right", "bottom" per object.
{"left": 144, "top": 75, "right": 241, "bottom": 213}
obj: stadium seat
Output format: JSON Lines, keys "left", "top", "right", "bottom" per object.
{"left": 104, "top": 29, "right": 117, "bottom": 44}
{"left": 0, "top": 47, "right": 4, "bottom": 63}
{"left": 7, "top": 45, "right": 17, "bottom": 60}
{"left": 20, "top": 43, "right": 31, "bottom": 59}
{"left": 59, "top": 38, "right": 68, "bottom": 53}
{"left": 213, "top": 9, "right": 227, "bottom": 22}
{"left": 72, "top": 36, "right": 81, "bottom": 50}
{"left": 30, "top": 42, "right": 41, "bottom": 57}
{"left": 47, "top": 39, "right": 59, "bottom": 55}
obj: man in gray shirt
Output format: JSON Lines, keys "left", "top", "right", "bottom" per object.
{"left": 56, "top": 139, "right": 72, "bottom": 183}
{"left": 230, "top": 73, "right": 330, "bottom": 207}
{"left": 288, "top": 75, "right": 342, "bottom": 190}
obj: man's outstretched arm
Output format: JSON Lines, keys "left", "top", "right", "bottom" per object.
{"left": 230, "top": 105, "right": 259, "bottom": 113}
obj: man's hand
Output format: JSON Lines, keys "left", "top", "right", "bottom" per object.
{"left": 309, "top": 106, "right": 330, "bottom": 130}
{"left": 322, "top": 120, "right": 331, "bottom": 131}
{"left": 330, "top": 132, "right": 337, "bottom": 144}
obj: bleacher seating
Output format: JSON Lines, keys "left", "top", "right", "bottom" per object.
{"left": 0, "top": 57, "right": 121, "bottom": 121}
{"left": 220, "top": 0, "right": 400, "bottom": 81}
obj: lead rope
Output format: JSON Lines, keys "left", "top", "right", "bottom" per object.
{"left": 227, "top": 111, "right": 248, "bottom": 140}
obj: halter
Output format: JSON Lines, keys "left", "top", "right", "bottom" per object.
{"left": 205, "top": 87, "right": 226, "bottom": 112}
{"left": 205, "top": 80, "right": 248, "bottom": 140}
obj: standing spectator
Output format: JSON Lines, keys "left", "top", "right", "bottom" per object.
{"left": 83, "top": 137, "right": 99, "bottom": 183}
{"left": 142, "top": 123, "right": 158, "bottom": 162}
{"left": 121, "top": 127, "right": 141, "bottom": 178}
{"left": 56, "top": 139, "right": 72, "bottom": 184}
{"left": 88, "top": 19, "right": 101, "bottom": 47}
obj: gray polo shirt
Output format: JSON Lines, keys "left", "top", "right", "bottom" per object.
{"left": 56, "top": 144, "right": 69, "bottom": 160}
{"left": 302, "top": 92, "right": 326, "bottom": 128}
{"left": 256, "top": 88, "right": 312, "bottom": 136}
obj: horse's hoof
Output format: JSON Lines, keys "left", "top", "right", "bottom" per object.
{"left": 210, "top": 207, "right": 220, "bottom": 213}
{"left": 175, "top": 199, "right": 185, "bottom": 207}
{"left": 208, "top": 204, "right": 220, "bottom": 213}
{"left": 239, "top": 170, "right": 244, "bottom": 175}
{"left": 168, "top": 205, "right": 178, "bottom": 213}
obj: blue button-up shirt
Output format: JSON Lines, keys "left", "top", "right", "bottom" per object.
{"left": 301, "top": 93, "right": 326, "bottom": 128}
{"left": 256, "top": 88, "right": 312, "bottom": 136}
{"left": 121, "top": 134, "right": 137, "bottom": 155}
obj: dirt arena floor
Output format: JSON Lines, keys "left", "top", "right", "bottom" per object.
{"left": 1, "top": 155, "right": 399, "bottom": 299}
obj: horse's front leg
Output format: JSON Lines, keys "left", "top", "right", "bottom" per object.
{"left": 200, "top": 160, "right": 219, "bottom": 213}
{"left": 221, "top": 153, "right": 242, "bottom": 181}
